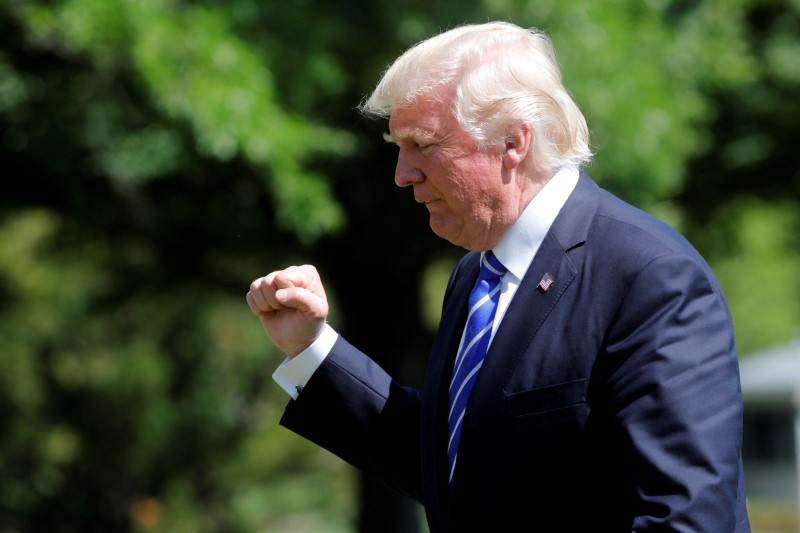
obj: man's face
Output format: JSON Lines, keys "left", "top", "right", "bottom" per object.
{"left": 387, "top": 95, "right": 524, "bottom": 251}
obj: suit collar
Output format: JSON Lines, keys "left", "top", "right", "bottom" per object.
{"left": 494, "top": 164, "right": 579, "bottom": 281}
{"left": 548, "top": 170, "right": 600, "bottom": 252}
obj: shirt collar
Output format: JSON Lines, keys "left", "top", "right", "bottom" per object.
{"left": 492, "top": 165, "right": 580, "bottom": 281}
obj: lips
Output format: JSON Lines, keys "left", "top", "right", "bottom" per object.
{"left": 414, "top": 189, "right": 443, "bottom": 209}
{"left": 416, "top": 195, "right": 438, "bottom": 205}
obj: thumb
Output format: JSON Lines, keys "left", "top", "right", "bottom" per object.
{"left": 275, "top": 286, "right": 328, "bottom": 320}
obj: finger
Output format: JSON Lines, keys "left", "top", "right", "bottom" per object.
{"left": 247, "top": 280, "right": 267, "bottom": 313}
{"left": 247, "top": 277, "right": 273, "bottom": 312}
{"left": 246, "top": 290, "right": 262, "bottom": 315}
{"left": 273, "top": 274, "right": 297, "bottom": 291}
{"left": 249, "top": 273, "right": 285, "bottom": 312}
{"left": 246, "top": 289, "right": 279, "bottom": 316}
{"left": 274, "top": 267, "right": 309, "bottom": 290}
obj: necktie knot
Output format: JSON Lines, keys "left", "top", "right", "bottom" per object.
{"left": 479, "top": 251, "right": 507, "bottom": 281}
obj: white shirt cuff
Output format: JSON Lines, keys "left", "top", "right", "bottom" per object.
{"left": 272, "top": 324, "right": 339, "bottom": 400}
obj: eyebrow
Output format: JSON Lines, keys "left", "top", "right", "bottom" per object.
{"left": 383, "top": 128, "right": 439, "bottom": 145}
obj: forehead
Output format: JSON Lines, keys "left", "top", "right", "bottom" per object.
{"left": 388, "top": 96, "right": 454, "bottom": 140}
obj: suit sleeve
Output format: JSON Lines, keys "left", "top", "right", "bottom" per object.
{"left": 602, "top": 253, "right": 745, "bottom": 531}
{"left": 279, "top": 336, "right": 423, "bottom": 503}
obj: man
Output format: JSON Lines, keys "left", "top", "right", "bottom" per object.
{"left": 247, "top": 22, "right": 750, "bottom": 532}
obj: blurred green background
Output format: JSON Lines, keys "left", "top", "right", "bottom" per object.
{"left": 0, "top": 0, "right": 798, "bottom": 531}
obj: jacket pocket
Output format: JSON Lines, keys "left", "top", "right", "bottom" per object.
{"left": 507, "top": 378, "right": 588, "bottom": 418}
{"left": 504, "top": 379, "right": 590, "bottom": 456}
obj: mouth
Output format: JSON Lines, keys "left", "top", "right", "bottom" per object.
{"left": 423, "top": 199, "right": 446, "bottom": 215}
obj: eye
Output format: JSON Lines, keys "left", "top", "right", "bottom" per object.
{"left": 418, "top": 142, "right": 436, "bottom": 155}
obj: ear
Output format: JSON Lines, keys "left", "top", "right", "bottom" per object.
{"left": 502, "top": 122, "right": 532, "bottom": 170}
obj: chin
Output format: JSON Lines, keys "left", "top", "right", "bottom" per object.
{"left": 430, "top": 224, "right": 471, "bottom": 250}
{"left": 430, "top": 220, "right": 454, "bottom": 243}
{"left": 430, "top": 216, "right": 478, "bottom": 249}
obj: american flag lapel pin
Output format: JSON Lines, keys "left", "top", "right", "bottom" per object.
{"left": 538, "top": 272, "right": 554, "bottom": 292}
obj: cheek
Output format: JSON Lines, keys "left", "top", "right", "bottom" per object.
{"left": 457, "top": 162, "right": 502, "bottom": 207}
{"left": 436, "top": 150, "right": 502, "bottom": 209}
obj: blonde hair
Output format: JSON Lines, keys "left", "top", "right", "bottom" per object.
{"left": 360, "top": 22, "right": 593, "bottom": 171}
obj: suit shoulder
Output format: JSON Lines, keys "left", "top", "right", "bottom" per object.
{"left": 593, "top": 187, "right": 704, "bottom": 263}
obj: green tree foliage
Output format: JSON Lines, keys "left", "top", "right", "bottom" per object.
{"left": 0, "top": 0, "right": 797, "bottom": 531}
{"left": 700, "top": 199, "right": 800, "bottom": 355}
{"left": 0, "top": 0, "right": 361, "bottom": 529}
{"left": 680, "top": 0, "right": 800, "bottom": 355}
{"left": 7, "top": 0, "right": 354, "bottom": 240}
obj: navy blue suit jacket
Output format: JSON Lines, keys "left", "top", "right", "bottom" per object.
{"left": 281, "top": 173, "right": 751, "bottom": 532}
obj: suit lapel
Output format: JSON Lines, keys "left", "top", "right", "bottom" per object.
{"left": 466, "top": 172, "right": 600, "bottom": 413}
{"left": 422, "top": 173, "right": 602, "bottom": 527}
{"left": 468, "top": 233, "right": 576, "bottom": 406}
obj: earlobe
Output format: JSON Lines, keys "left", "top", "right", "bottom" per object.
{"left": 502, "top": 123, "right": 532, "bottom": 170}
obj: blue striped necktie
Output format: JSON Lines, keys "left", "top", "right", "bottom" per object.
{"left": 447, "top": 251, "right": 507, "bottom": 486}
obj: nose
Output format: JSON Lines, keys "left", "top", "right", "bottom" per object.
{"left": 394, "top": 147, "right": 424, "bottom": 188}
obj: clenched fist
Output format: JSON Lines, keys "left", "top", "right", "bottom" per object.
{"left": 246, "top": 265, "right": 329, "bottom": 357}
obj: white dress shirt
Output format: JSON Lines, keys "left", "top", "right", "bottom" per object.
{"left": 273, "top": 165, "right": 580, "bottom": 399}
